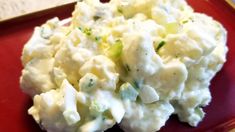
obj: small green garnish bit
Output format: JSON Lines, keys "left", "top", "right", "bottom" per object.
{"left": 117, "top": 6, "right": 123, "bottom": 14}
{"left": 107, "top": 39, "right": 123, "bottom": 59}
{"left": 123, "top": 64, "right": 131, "bottom": 75}
{"left": 93, "top": 15, "right": 101, "bottom": 21}
{"left": 133, "top": 80, "right": 141, "bottom": 90}
{"left": 182, "top": 20, "right": 188, "bottom": 24}
{"left": 125, "top": 64, "right": 131, "bottom": 72}
{"left": 73, "top": 38, "right": 81, "bottom": 46}
{"left": 83, "top": 28, "right": 92, "bottom": 36}
{"left": 95, "top": 36, "right": 101, "bottom": 43}
{"left": 156, "top": 41, "right": 166, "bottom": 53}
{"left": 88, "top": 79, "right": 94, "bottom": 87}
{"left": 165, "top": 22, "right": 179, "bottom": 34}
{"left": 119, "top": 83, "right": 139, "bottom": 101}
{"left": 78, "top": 27, "right": 82, "bottom": 31}
{"left": 77, "top": 27, "right": 92, "bottom": 36}
{"left": 65, "top": 30, "right": 72, "bottom": 36}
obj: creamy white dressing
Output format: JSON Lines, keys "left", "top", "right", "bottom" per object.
{"left": 20, "top": 0, "right": 227, "bottom": 131}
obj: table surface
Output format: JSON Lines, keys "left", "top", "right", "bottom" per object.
{"left": 0, "top": 0, "right": 76, "bottom": 21}
{"left": 0, "top": 0, "right": 235, "bottom": 132}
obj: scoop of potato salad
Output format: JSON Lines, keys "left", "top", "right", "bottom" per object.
{"left": 20, "top": 0, "right": 228, "bottom": 131}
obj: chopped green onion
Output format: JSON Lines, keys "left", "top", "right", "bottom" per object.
{"left": 107, "top": 39, "right": 123, "bottom": 58}
{"left": 77, "top": 27, "right": 92, "bottom": 36}
{"left": 73, "top": 38, "right": 81, "bottom": 46}
{"left": 117, "top": 6, "right": 123, "bottom": 14}
{"left": 156, "top": 41, "right": 166, "bottom": 53}
{"left": 165, "top": 22, "right": 180, "bottom": 34}
{"left": 133, "top": 80, "right": 141, "bottom": 90}
{"left": 88, "top": 79, "right": 94, "bottom": 87}
{"left": 93, "top": 16, "right": 101, "bottom": 21}
{"left": 182, "top": 20, "right": 188, "bottom": 24}
{"left": 125, "top": 64, "right": 131, "bottom": 72}
{"left": 84, "top": 28, "right": 92, "bottom": 36}
{"left": 78, "top": 27, "right": 82, "bottom": 31}
{"left": 65, "top": 30, "right": 72, "bottom": 36}
{"left": 123, "top": 64, "right": 131, "bottom": 75}
{"left": 95, "top": 36, "right": 101, "bottom": 43}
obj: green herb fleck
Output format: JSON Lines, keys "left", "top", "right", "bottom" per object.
{"left": 107, "top": 39, "right": 123, "bottom": 58}
{"left": 182, "top": 20, "right": 188, "bottom": 24}
{"left": 65, "top": 30, "right": 72, "bottom": 36}
{"left": 95, "top": 36, "right": 101, "bottom": 43}
{"left": 93, "top": 15, "right": 101, "bottom": 21}
{"left": 78, "top": 27, "right": 82, "bottom": 31}
{"left": 156, "top": 41, "right": 166, "bottom": 53}
{"left": 165, "top": 22, "right": 179, "bottom": 34}
{"left": 88, "top": 79, "right": 94, "bottom": 87}
{"left": 83, "top": 28, "right": 92, "bottom": 36}
{"left": 117, "top": 7, "right": 123, "bottom": 14}
{"left": 133, "top": 80, "right": 140, "bottom": 89}
{"left": 125, "top": 64, "right": 131, "bottom": 72}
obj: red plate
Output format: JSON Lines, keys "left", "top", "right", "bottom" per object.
{"left": 0, "top": 0, "right": 235, "bottom": 132}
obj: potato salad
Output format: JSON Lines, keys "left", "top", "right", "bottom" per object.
{"left": 20, "top": 0, "right": 228, "bottom": 131}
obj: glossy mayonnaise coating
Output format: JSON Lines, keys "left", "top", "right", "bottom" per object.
{"left": 20, "top": 0, "right": 228, "bottom": 131}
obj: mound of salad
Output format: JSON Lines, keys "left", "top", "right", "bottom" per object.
{"left": 20, "top": 0, "right": 228, "bottom": 131}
